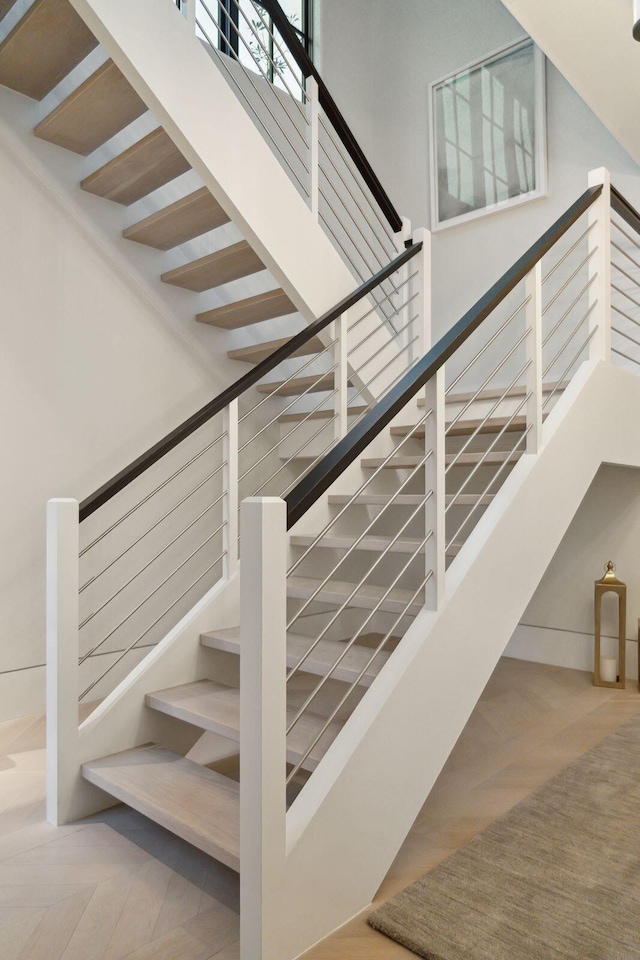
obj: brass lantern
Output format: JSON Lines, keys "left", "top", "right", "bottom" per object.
{"left": 594, "top": 561, "right": 626, "bottom": 689}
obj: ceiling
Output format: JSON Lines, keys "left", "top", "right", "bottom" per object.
{"left": 500, "top": 0, "right": 640, "bottom": 165}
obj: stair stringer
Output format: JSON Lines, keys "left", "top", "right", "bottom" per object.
{"left": 66, "top": 0, "right": 408, "bottom": 405}
{"left": 270, "top": 359, "right": 640, "bottom": 960}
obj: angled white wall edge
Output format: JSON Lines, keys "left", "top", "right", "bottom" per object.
{"left": 67, "top": 0, "right": 361, "bottom": 324}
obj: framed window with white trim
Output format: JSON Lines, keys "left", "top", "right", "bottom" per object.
{"left": 429, "top": 39, "right": 547, "bottom": 231}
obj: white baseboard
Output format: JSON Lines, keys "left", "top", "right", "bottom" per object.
{"left": 0, "top": 666, "right": 45, "bottom": 721}
{"left": 506, "top": 623, "right": 639, "bottom": 681}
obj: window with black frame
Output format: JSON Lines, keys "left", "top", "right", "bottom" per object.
{"left": 223, "top": 0, "right": 312, "bottom": 94}
{"left": 177, "top": 0, "right": 313, "bottom": 101}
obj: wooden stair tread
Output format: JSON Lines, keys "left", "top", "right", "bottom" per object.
{"left": 278, "top": 405, "right": 367, "bottom": 424}
{"left": 81, "top": 127, "right": 190, "bottom": 206}
{"left": 392, "top": 416, "right": 530, "bottom": 439}
{"left": 421, "top": 380, "right": 569, "bottom": 408}
{"left": 162, "top": 240, "right": 264, "bottom": 292}
{"left": 146, "top": 680, "right": 344, "bottom": 771}
{"left": 361, "top": 451, "right": 521, "bottom": 468}
{"left": 228, "top": 334, "right": 323, "bottom": 365}
{"left": 327, "top": 493, "right": 494, "bottom": 506}
{"left": 287, "top": 576, "right": 423, "bottom": 616}
{"left": 197, "top": 288, "right": 296, "bottom": 329}
{"left": 34, "top": 59, "right": 147, "bottom": 155}
{"left": 123, "top": 187, "right": 230, "bottom": 250}
{"left": 291, "top": 532, "right": 425, "bottom": 554}
{"left": 446, "top": 449, "right": 521, "bottom": 466}
{"left": 257, "top": 372, "right": 351, "bottom": 396}
{"left": 0, "top": 0, "right": 98, "bottom": 101}
{"left": 82, "top": 744, "right": 239, "bottom": 871}
{"left": 201, "top": 628, "right": 390, "bottom": 688}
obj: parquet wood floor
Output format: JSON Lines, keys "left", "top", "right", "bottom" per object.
{"left": 0, "top": 657, "right": 637, "bottom": 960}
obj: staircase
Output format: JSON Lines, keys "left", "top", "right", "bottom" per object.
{"left": 4, "top": 1, "right": 639, "bottom": 959}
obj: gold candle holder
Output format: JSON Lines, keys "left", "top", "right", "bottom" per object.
{"left": 594, "top": 561, "right": 626, "bottom": 689}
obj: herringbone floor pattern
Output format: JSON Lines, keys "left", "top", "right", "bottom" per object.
{"left": 0, "top": 658, "right": 638, "bottom": 959}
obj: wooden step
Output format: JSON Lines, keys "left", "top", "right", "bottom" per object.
{"left": 422, "top": 380, "right": 569, "bottom": 408}
{"left": 0, "top": 0, "right": 98, "bottom": 101}
{"left": 201, "top": 627, "right": 391, "bottom": 688}
{"left": 82, "top": 744, "right": 239, "bottom": 871}
{"left": 0, "top": 0, "right": 19, "bottom": 22}
{"left": 287, "top": 576, "right": 423, "bottom": 616}
{"left": 81, "top": 127, "right": 190, "bottom": 206}
{"left": 291, "top": 533, "right": 425, "bottom": 554}
{"left": 196, "top": 288, "right": 296, "bottom": 329}
{"left": 34, "top": 59, "right": 147, "bottom": 155}
{"left": 257, "top": 372, "right": 351, "bottom": 397}
{"left": 161, "top": 240, "right": 264, "bottom": 292}
{"left": 278, "top": 405, "right": 367, "bottom": 424}
{"left": 392, "top": 416, "right": 529, "bottom": 439}
{"left": 146, "top": 680, "right": 344, "bottom": 772}
{"left": 228, "top": 334, "right": 324, "bottom": 365}
{"left": 327, "top": 493, "right": 495, "bottom": 506}
{"left": 123, "top": 187, "right": 230, "bottom": 250}
{"left": 360, "top": 451, "right": 521, "bottom": 469}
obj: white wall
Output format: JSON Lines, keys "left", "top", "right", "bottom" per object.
{"left": 320, "top": 0, "right": 640, "bottom": 341}
{"left": 506, "top": 464, "right": 640, "bottom": 679}
{"left": 0, "top": 123, "right": 220, "bottom": 719}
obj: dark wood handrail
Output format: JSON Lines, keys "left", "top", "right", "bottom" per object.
{"left": 284, "top": 184, "right": 603, "bottom": 528}
{"left": 257, "top": 0, "right": 403, "bottom": 235}
{"left": 79, "top": 243, "right": 422, "bottom": 522}
{"left": 611, "top": 184, "right": 640, "bottom": 237}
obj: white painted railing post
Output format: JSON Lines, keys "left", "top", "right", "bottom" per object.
{"left": 524, "top": 262, "right": 543, "bottom": 454}
{"left": 46, "top": 498, "right": 80, "bottom": 826}
{"left": 396, "top": 215, "right": 412, "bottom": 254}
{"left": 240, "top": 497, "right": 287, "bottom": 960}
{"left": 307, "top": 77, "right": 319, "bottom": 220}
{"left": 185, "top": 0, "right": 196, "bottom": 32}
{"left": 413, "top": 226, "right": 432, "bottom": 358}
{"left": 223, "top": 398, "right": 239, "bottom": 578}
{"left": 424, "top": 368, "right": 445, "bottom": 609}
{"left": 588, "top": 167, "right": 611, "bottom": 362}
{"left": 334, "top": 311, "right": 348, "bottom": 441}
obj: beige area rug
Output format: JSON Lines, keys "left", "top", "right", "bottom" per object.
{"left": 368, "top": 713, "right": 640, "bottom": 960}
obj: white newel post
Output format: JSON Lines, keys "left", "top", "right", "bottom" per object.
{"left": 397, "top": 215, "right": 412, "bottom": 254}
{"left": 413, "top": 226, "right": 432, "bottom": 357}
{"left": 588, "top": 167, "right": 611, "bottom": 362}
{"left": 46, "top": 498, "right": 80, "bottom": 826}
{"left": 524, "top": 261, "right": 543, "bottom": 454}
{"left": 307, "top": 76, "right": 319, "bottom": 220}
{"left": 223, "top": 398, "right": 239, "bottom": 578}
{"left": 185, "top": 0, "right": 196, "bottom": 32}
{"left": 240, "top": 498, "right": 287, "bottom": 960}
{"left": 424, "top": 367, "right": 445, "bottom": 609}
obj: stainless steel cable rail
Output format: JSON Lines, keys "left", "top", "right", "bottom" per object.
{"left": 276, "top": 184, "right": 610, "bottom": 786}
{"left": 75, "top": 244, "right": 424, "bottom": 702}
{"left": 182, "top": 0, "right": 405, "bottom": 282}
{"left": 610, "top": 186, "right": 640, "bottom": 369}
{"left": 284, "top": 184, "right": 603, "bottom": 528}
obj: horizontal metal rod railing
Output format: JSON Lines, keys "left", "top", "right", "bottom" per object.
{"left": 256, "top": 0, "right": 402, "bottom": 234}
{"left": 611, "top": 185, "right": 640, "bottom": 237}
{"left": 79, "top": 243, "right": 422, "bottom": 522}
{"left": 284, "top": 183, "right": 603, "bottom": 528}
